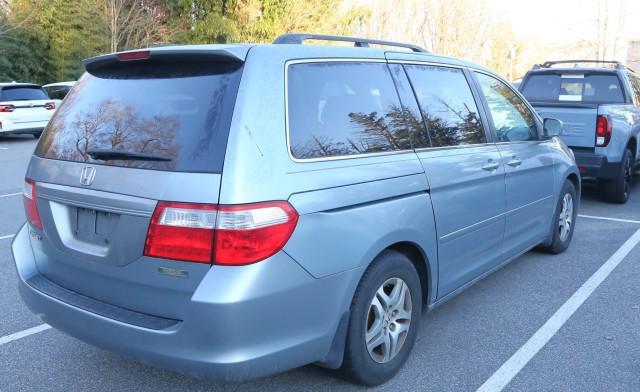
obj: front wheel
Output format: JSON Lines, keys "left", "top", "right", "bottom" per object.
{"left": 339, "top": 250, "right": 422, "bottom": 386}
{"left": 539, "top": 180, "right": 577, "bottom": 254}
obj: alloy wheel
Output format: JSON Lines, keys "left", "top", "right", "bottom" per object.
{"left": 365, "top": 277, "right": 412, "bottom": 363}
{"left": 558, "top": 193, "right": 574, "bottom": 242}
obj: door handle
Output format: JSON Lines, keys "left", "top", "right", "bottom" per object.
{"left": 507, "top": 158, "right": 522, "bottom": 167}
{"left": 481, "top": 161, "right": 500, "bottom": 171}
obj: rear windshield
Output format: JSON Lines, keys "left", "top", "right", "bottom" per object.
{"left": 1, "top": 86, "right": 48, "bottom": 101}
{"left": 521, "top": 73, "right": 625, "bottom": 103}
{"left": 35, "top": 62, "right": 243, "bottom": 173}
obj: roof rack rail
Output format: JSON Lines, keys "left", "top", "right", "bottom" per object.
{"left": 536, "top": 60, "right": 637, "bottom": 74}
{"left": 273, "top": 33, "right": 428, "bottom": 53}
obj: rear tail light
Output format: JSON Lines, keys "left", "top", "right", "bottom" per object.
{"left": 23, "top": 178, "right": 43, "bottom": 229}
{"left": 0, "top": 104, "right": 15, "bottom": 112}
{"left": 596, "top": 115, "right": 612, "bottom": 147}
{"left": 45, "top": 102, "right": 55, "bottom": 110}
{"left": 214, "top": 202, "right": 299, "bottom": 265}
{"left": 117, "top": 50, "right": 151, "bottom": 61}
{"left": 144, "top": 201, "right": 298, "bottom": 265}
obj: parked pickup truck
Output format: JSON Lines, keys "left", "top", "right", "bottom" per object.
{"left": 520, "top": 60, "right": 640, "bottom": 203}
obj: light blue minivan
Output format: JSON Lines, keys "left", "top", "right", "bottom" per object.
{"left": 12, "top": 34, "right": 580, "bottom": 385}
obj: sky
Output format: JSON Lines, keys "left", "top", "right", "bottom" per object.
{"left": 494, "top": 0, "right": 640, "bottom": 44}
{"left": 489, "top": 0, "right": 640, "bottom": 71}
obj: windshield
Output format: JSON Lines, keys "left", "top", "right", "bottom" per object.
{"left": 1, "top": 86, "right": 48, "bottom": 101}
{"left": 521, "top": 73, "right": 625, "bottom": 103}
{"left": 35, "top": 62, "right": 243, "bottom": 173}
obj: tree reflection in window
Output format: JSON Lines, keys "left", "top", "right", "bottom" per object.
{"left": 475, "top": 72, "right": 537, "bottom": 142}
{"left": 404, "top": 65, "right": 486, "bottom": 147}
{"left": 288, "top": 62, "right": 418, "bottom": 159}
{"left": 43, "top": 99, "right": 179, "bottom": 170}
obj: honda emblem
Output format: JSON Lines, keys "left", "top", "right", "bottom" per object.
{"left": 79, "top": 167, "right": 96, "bottom": 186}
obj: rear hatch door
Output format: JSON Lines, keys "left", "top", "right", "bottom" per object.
{"left": 27, "top": 47, "right": 247, "bottom": 321}
{"left": 520, "top": 71, "right": 626, "bottom": 148}
{"left": 529, "top": 102, "right": 598, "bottom": 148}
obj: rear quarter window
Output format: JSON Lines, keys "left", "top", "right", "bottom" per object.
{"left": 287, "top": 62, "right": 413, "bottom": 159}
{"left": 35, "top": 62, "right": 243, "bottom": 173}
{"left": 521, "top": 73, "right": 625, "bottom": 103}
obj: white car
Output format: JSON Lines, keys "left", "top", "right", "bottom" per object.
{"left": 0, "top": 83, "right": 57, "bottom": 138}
{"left": 43, "top": 81, "right": 76, "bottom": 101}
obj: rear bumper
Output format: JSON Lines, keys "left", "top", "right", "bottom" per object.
{"left": 12, "top": 224, "right": 362, "bottom": 380}
{"left": 572, "top": 150, "right": 622, "bottom": 180}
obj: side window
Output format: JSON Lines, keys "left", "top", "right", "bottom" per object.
{"left": 627, "top": 73, "right": 640, "bottom": 105}
{"left": 475, "top": 72, "right": 538, "bottom": 142}
{"left": 287, "top": 62, "right": 412, "bottom": 159}
{"left": 404, "top": 64, "right": 486, "bottom": 147}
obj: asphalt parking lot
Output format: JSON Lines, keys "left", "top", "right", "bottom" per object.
{"left": 0, "top": 134, "right": 639, "bottom": 392}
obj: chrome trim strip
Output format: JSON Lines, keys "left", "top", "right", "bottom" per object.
{"left": 284, "top": 57, "right": 543, "bottom": 162}
{"left": 387, "top": 59, "right": 476, "bottom": 71}
{"left": 413, "top": 143, "right": 491, "bottom": 153}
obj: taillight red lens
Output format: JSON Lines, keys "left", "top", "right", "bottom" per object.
{"left": 144, "top": 201, "right": 298, "bottom": 265}
{"left": 144, "top": 202, "right": 217, "bottom": 263}
{"left": 117, "top": 50, "right": 151, "bottom": 61}
{"left": 214, "top": 202, "right": 299, "bottom": 265}
{"left": 45, "top": 102, "right": 55, "bottom": 110}
{"left": 23, "top": 178, "right": 43, "bottom": 229}
{"left": 596, "top": 115, "right": 612, "bottom": 147}
{"left": 0, "top": 104, "right": 15, "bottom": 112}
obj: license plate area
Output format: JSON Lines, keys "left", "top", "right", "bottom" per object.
{"left": 75, "top": 207, "right": 118, "bottom": 245}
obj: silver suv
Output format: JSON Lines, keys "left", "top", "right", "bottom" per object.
{"left": 12, "top": 34, "right": 580, "bottom": 385}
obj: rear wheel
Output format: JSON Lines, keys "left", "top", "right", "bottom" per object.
{"left": 539, "top": 180, "right": 577, "bottom": 254}
{"left": 602, "top": 148, "right": 633, "bottom": 204}
{"left": 339, "top": 250, "right": 422, "bottom": 386}
{"left": 32, "top": 132, "right": 42, "bottom": 139}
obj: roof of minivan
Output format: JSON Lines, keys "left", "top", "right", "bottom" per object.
{"left": 0, "top": 82, "right": 41, "bottom": 88}
{"left": 43, "top": 81, "right": 76, "bottom": 88}
{"left": 93, "top": 42, "right": 493, "bottom": 74}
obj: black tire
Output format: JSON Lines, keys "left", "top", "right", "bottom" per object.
{"left": 539, "top": 180, "right": 577, "bottom": 254}
{"left": 339, "top": 250, "right": 422, "bottom": 386}
{"left": 602, "top": 148, "right": 633, "bottom": 204}
{"left": 32, "top": 132, "right": 42, "bottom": 139}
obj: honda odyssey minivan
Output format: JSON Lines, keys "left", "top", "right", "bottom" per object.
{"left": 12, "top": 34, "right": 580, "bottom": 386}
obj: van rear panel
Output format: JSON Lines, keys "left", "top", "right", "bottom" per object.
{"left": 26, "top": 52, "right": 245, "bottom": 319}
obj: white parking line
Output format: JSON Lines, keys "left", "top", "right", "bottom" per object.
{"left": 477, "top": 227, "right": 640, "bottom": 392}
{"left": 0, "top": 192, "right": 21, "bottom": 199}
{"left": 0, "top": 234, "right": 14, "bottom": 240}
{"left": 578, "top": 214, "right": 640, "bottom": 225}
{"left": 0, "top": 147, "right": 8, "bottom": 150}
{"left": 0, "top": 324, "right": 51, "bottom": 346}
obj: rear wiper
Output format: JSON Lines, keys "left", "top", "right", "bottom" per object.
{"left": 87, "top": 149, "right": 172, "bottom": 162}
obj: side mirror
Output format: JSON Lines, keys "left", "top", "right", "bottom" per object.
{"left": 543, "top": 118, "right": 563, "bottom": 137}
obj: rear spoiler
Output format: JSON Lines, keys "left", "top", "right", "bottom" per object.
{"left": 83, "top": 46, "right": 249, "bottom": 74}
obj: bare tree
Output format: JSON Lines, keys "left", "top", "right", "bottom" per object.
{"left": 0, "top": 0, "right": 39, "bottom": 37}
{"left": 102, "top": 0, "right": 172, "bottom": 52}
